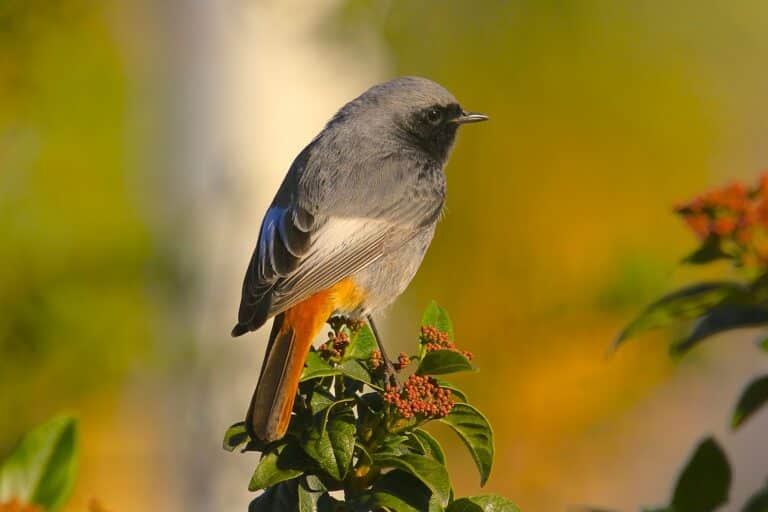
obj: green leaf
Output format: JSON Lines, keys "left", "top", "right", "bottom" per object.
{"left": 446, "top": 495, "right": 521, "bottom": 512}
{"left": 742, "top": 484, "right": 768, "bottom": 512}
{"left": 0, "top": 415, "right": 78, "bottom": 511}
{"left": 671, "top": 304, "right": 768, "bottom": 355}
{"left": 758, "top": 337, "right": 768, "bottom": 353}
{"left": 302, "top": 410, "right": 356, "bottom": 481}
{"left": 434, "top": 379, "right": 468, "bottom": 402}
{"left": 421, "top": 300, "right": 455, "bottom": 340}
{"left": 613, "top": 282, "right": 745, "bottom": 348}
{"left": 340, "top": 358, "right": 381, "bottom": 390}
{"left": 222, "top": 421, "right": 249, "bottom": 452}
{"left": 365, "top": 470, "right": 434, "bottom": 512}
{"left": 670, "top": 437, "right": 731, "bottom": 512}
{"left": 374, "top": 453, "right": 451, "bottom": 507}
{"left": 309, "top": 388, "right": 336, "bottom": 415}
{"left": 301, "top": 350, "right": 342, "bottom": 382}
{"left": 298, "top": 475, "right": 328, "bottom": 512}
{"left": 439, "top": 403, "right": 494, "bottom": 486}
{"left": 417, "top": 350, "right": 474, "bottom": 376}
{"left": 376, "top": 435, "right": 411, "bottom": 457}
{"left": 731, "top": 375, "right": 768, "bottom": 429}
{"left": 248, "top": 443, "right": 305, "bottom": 491}
{"left": 683, "top": 236, "right": 732, "bottom": 264}
{"left": 249, "top": 480, "right": 298, "bottom": 511}
{"left": 410, "top": 429, "right": 447, "bottom": 465}
{"left": 346, "top": 324, "right": 378, "bottom": 360}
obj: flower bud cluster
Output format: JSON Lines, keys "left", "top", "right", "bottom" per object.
{"left": 319, "top": 330, "right": 350, "bottom": 359}
{"left": 420, "top": 325, "right": 473, "bottom": 360}
{"left": 675, "top": 173, "right": 768, "bottom": 266}
{"left": 383, "top": 374, "right": 455, "bottom": 419}
{"left": 369, "top": 350, "right": 383, "bottom": 370}
{"left": 393, "top": 352, "right": 410, "bottom": 371}
{"left": 328, "top": 316, "right": 364, "bottom": 334}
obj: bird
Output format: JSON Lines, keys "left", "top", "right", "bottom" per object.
{"left": 232, "top": 76, "right": 488, "bottom": 442}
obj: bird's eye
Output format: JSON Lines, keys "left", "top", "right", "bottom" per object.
{"left": 426, "top": 108, "right": 442, "bottom": 125}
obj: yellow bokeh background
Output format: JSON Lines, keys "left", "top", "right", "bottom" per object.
{"left": 2, "top": 1, "right": 768, "bottom": 510}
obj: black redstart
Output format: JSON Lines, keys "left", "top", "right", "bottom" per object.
{"left": 232, "top": 76, "right": 488, "bottom": 441}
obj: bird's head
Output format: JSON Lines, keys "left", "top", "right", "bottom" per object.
{"left": 331, "top": 76, "right": 488, "bottom": 164}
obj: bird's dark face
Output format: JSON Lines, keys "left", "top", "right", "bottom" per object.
{"left": 333, "top": 77, "right": 488, "bottom": 164}
{"left": 399, "top": 102, "right": 488, "bottom": 164}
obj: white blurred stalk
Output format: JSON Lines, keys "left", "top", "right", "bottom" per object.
{"left": 151, "top": 0, "right": 388, "bottom": 510}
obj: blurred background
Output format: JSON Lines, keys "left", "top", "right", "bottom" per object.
{"left": 2, "top": 0, "right": 768, "bottom": 510}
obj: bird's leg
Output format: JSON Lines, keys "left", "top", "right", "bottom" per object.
{"left": 366, "top": 314, "right": 398, "bottom": 387}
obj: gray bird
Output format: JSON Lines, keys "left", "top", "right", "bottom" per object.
{"left": 232, "top": 76, "right": 488, "bottom": 442}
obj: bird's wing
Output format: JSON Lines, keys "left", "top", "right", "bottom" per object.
{"left": 234, "top": 195, "right": 439, "bottom": 334}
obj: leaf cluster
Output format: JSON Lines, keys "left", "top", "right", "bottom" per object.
{"left": 610, "top": 194, "right": 768, "bottom": 511}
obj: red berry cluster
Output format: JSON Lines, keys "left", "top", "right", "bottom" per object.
{"left": 420, "top": 325, "right": 473, "bottom": 360}
{"left": 319, "top": 330, "right": 350, "bottom": 359}
{"left": 383, "top": 375, "right": 455, "bottom": 419}
{"left": 393, "top": 352, "right": 410, "bottom": 371}
{"left": 676, "top": 173, "right": 768, "bottom": 266}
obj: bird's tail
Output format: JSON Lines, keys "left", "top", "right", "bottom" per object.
{"left": 246, "top": 294, "right": 335, "bottom": 442}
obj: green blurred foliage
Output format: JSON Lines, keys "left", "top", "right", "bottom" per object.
{"left": 0, "top": 1, "right": 156, "bottom": 450}
{"left": 326, "top": 1, "right": 768, "bottom": 509}
{"left": 0, "top": 416, "right": 78, "bottom": 511}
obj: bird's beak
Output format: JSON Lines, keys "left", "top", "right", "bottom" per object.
{"left": 455, "top": 111, "right": 489, "bottom": 124}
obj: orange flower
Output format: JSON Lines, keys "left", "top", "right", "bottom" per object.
{"left": 757, "top": 172, "right": 768, "bottom": 194}
{"left": 0, "top": 499, "right": 43, "bottom": 512}
{"left": 682, "top": 213, "right": 710, "bottom": 239}
{"left": 720, "top": 182, "right": 748, "bottom": 210}
{"left": 713, "top": 216, "right": 737, "bottom": 236}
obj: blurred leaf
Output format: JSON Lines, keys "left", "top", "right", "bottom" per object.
{"left": 671, "top": 304, "right": 768, "bottom": 355}
{"left": 222, "top": 422, "right": 248, "bottom": 452}
{"left": 302, "top": 410, "right": 355, "bottom": 481}
{"left": 345, "top": 324, "right": 377, "bottom": 360}
{"left": 421, "top": 301, "right": 455, "bottom": 340}
{"left": 301, "top": 350, "right": 342, "bottom": 382}
{"left": 248, "top": 480, "right": 298, "bottom": 511}
{"left": 249, "top": 443, "right": 305, "bottom": 491}
{"left": 410, "top": 429, "right": 447, "bottom": 465}
{"left": 0, "top": 415, "right": 78, "bottom": 511}
{"left": 670, "top": 437, "right": 730, "bottom": 512}
{"left": 365, "top": 470, "right": 434, "bottom": 512}
{"left": 731, "top": 375, "right": 768, "bottom": 429}
{"left": 758, "top": 337, "right": 768, "bottom": 352}
{"left": 683, "top": 237, "right": 732, "bottom": 265}
{"left": 417, "top": 350, "right": 474, "bottom": 376}
{"left": 743, "top": 484, "right": 768, "bottom": 512}
{"left": 446, "top": 495, "right": 520, "bottom": 512}
{"left": 434, "top": 379, "right": 468, "bottom": 401}
{"left": 374, "top": 453, "right": 451, "bottom": 507}
{"left": 439, "top": 403, "right": 493, "bottom": 486}
{"left": 613, "top": 282, "right": 745, "bottom": 348}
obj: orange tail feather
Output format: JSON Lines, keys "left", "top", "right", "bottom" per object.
{"left": 246, "top": 291, "right": 336, "bottom": 441}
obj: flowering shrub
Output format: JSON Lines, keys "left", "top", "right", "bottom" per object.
{"left": 224, "top": 302, "right": 518, "bottom": 511}
{"left": 675, "top": 173, "right": 768, "bottom": 268}
{"left": 606, "top": 172, "right": 768, "bottom": 512}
